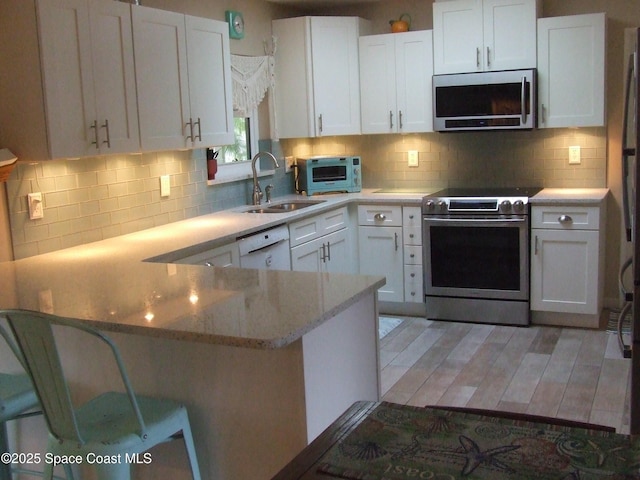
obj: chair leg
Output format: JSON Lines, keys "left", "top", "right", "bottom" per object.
{"left": 94, "top": 462, "right": 131, "bottom": 480}
{"left": 0, "top": 422, "right": 12, "bottom": 480}
{"left": 180, "top": 414, "right": 201, "bottom": 480}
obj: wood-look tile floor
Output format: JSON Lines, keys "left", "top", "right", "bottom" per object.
{"left": 380, "top": 316, "right": 632, "bottom": 434}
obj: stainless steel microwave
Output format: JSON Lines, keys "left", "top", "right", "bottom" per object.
{"left": 433, "top": 68, "right": 537, "bottom": 132}
{"left": 296, "top": 156, "right": 362, "bottom": 196}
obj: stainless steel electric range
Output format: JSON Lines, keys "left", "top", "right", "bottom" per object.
{"left": 422, "top": 187, "right": 542, "bottom": 326}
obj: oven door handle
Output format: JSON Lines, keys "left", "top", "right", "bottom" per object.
{"left": 423, "top": 217, "right": 527, "bottom": 223}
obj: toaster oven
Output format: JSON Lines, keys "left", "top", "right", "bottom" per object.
{"left": 296, "top": 156, "right": 362, "bottom": 196}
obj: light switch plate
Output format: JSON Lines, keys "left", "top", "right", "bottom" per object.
{"left": 408, "top": 150, "right": 419, "bottom": 167}
{"left": 569, "top": 146, "right": 581, "bottom": 164}
{"left": 160, "top": 175, "right": 170, "bottom": 197}
{"left": 285, "top": 156, "right": 295, "bottom": 173}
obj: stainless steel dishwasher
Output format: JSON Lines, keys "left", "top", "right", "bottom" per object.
{"left": 238, "top": 224, "right": 291, "bottom": 270}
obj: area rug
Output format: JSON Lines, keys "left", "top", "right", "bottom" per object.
{"left": 317, "top": 402, "right": 639, "bottom": 480}
{"left": 378, "top": 317, "right": 403, "bottom": 339}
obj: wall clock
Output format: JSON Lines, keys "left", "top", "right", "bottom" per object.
{"left": 226, "top": 10, "right": 245, "bottom": 39}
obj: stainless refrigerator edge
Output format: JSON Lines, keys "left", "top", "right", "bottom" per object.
{"left": 622, "top": 27, "right": 640, "bottom": 435}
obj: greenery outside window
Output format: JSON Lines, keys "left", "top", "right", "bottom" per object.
{"left": 209, "top": 108, "right": 262, "bottom": 182}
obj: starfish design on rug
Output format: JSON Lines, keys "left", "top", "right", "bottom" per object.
{"left": 457, "top": 435, "right": 521, "bottom": 476}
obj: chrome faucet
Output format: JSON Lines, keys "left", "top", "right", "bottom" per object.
{"left": 251, "top": 152, "right": 280, "bottom": 205}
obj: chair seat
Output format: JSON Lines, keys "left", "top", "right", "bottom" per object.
{"left": 0, "top": 373, "right": 38, "bottom": 422}
{"left": 55, "top": 391, "right": 190, "bottom": 454}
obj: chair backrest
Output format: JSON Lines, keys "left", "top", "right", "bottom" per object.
{"left": 1, "top": 309, "right": 146, "bottom": 445}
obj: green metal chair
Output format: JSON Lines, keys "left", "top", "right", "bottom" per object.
{"left": 1, "top": 310, "right": 201, "bottom": 480}
{"left": 0, "top": 322, "right": 41, "bottom": 480}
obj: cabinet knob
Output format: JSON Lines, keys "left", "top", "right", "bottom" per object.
{"left": 374, "top": 213, "right": 386, "bottom": 221}
{"left": 558, "top": 215, "right": 573, "bottom": 224}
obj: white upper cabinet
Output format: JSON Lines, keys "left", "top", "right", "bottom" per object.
{"left": 359, "top": 30, "right": 434, "bottom": 134}
{"left": 0, "top": 0, "right": 140, "bottom": 160}
{"left": 272, "top": 16, "right": 371, "bottom": 138}
{"left": 537, "top": 13, "right": 606, "bottom": 128}
{"left": 433, "top": 0, "right": 538, "bottom": 74}
{"left": 133, "top": 7, "right": 233, "bottom": 151}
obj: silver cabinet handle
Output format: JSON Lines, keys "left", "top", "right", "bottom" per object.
{"left": 394, "top": 232, "right": 399, "bottom": 251}
{"left": 476, "top": 47, "right": 480, "bottom": 69}
{"left": 410, "top": 272, "right": 415, "bottom": 278}
{"left": 326, "top": 241, "right": 331, "bottom": 261}
{"left": 185, "top": 118, "right": 194, "bottom": 141}
{"left": 541, "top": 104, "right": 546, "bottom": 124}
{"left": 534, "top": 235, "right": 539, "bottom": 255}
{"left": 101, "top": 119, "right": 111, "bottom": 148}
{"left": 318, "top": 114, "right": 323, "bottom": 134}
{"left": 399, "top": 110, "right": 403, "bottom": 130}
{"left": 320, "top": 243, "right": 326, "bottom": 262}
{"left": 409, "top": 233, "right": 414, "bottom": 239}
{"left": 558, "top": 215, "right": 573, "bottom": 224}
{"left": 487, "top": 46, "right": 491, "bottom": 68}
{"left": 374, "top": 213, "right": 386, "bottom": 222}
{"left": 409, "top": 253, "right": 415, "bottom": 258}
{"left": 90, "top": 120, "right": 99, "bottom": 149}
{"left": 195, "top": 117, "right": 202, "bottom": 141}
{"left": 389, "top": 110, "right": 393, "bottom": 129}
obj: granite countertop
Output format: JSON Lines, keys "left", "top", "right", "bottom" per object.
{"left": 530, "top": 187, "right": 609, "bottom": 204}
{"left": 0, "top": 187, "right": 605, "bottom": 349}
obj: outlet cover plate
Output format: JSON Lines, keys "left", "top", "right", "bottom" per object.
{"left": 28, "top": 192, "right": 43, "bottom": 219}
{"left": 408, "top": 150, "right": 419, "bottom": 167}
{"left": 569, "top": 146, "right": 581, "bottom": 164}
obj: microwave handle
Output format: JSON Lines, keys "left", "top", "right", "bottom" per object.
{"left": 521, "top": 76, "right": 527, "bottom": 124}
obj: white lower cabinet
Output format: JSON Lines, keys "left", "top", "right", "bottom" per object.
{"left": 357, "top": 205, "right": 404, "bottom": 302}
{"left": 530, "top": 203, "right": 605, "bottom": 328}
{"left": 290, "top": 207, "right": 355, "bottom": 274}
{"left": 174, "top": 242, "right": 239, "bottom": 267}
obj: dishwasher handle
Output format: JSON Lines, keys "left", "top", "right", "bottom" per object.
{"left": 244, "top": 238, "right": 287, "bottom": 255}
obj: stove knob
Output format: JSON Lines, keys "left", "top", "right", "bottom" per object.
{"left": 437, "top": 200, "right": 447, "bottom": 212}
{"left": 424, "top": 200, "right": 435, "bottom": 212}
{"left": 513, "top": 200, "right": 525, "bottom": 213}
{"left": 500, "top": 200, "right": 512, "bottom": 213}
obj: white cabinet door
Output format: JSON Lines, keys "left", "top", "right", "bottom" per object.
{"left": 433, "top": 0, "right": 482, "bottom": 74}
{"left": 291, "top": 237, "right": 323, "bottom": 273}
{"left": 310, "top": 17, "right": 362, "bottom": 136}
{"left": 133, "top": 6, "right": 190, "bottom": 151}
{"left": 537, "top": 13, "right": 606, "bottom": 128}
{"left": 360, "top": 31, "right": 433, "bottom": 134}
{"left": 530, "top": 229, "right": 599, "bottom": 314}
{"left": 185, "top": 15, "right": 234, "bottom": 147}
{"left": 433, "top": 0, "right": 537, "bottom": 74}
{"left": 89, "top": 0, "right": 140, "bottom": 154}
{"left": 482, "top": 0, "right": 537, "bottom": 71}
{"left": 272, "top": 16, "right": 369, "bottom": 138}
{"left": 37, "top": 0, "right": 97, "bottom": 158}
{"left": 395, "top": 30, "right": 434, "bottom": 133}
{"left": 359, "top": 34, "right": 396, "bottom": 134}
{"left": 323, "top": 228, "right": 352, "bottom": 274}
{"left": 36, "top": 0, "right": 139, "bottom": 158}
{"left": 358, "top": 226, "right": 404, "bottom": 302}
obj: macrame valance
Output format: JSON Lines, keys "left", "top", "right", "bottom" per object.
{"left": 230, "top": 54, "right": 274, "bottom": 117}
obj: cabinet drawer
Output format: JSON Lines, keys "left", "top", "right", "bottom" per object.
{"left": 289, "top": 206, "right": 348, "bottom": 247}
{"left": 404, "top": 245, "right": 422, "bottom": 265}
{"left": 404, "top": 264, "right": 423, "bottom": 303}
{"left": 403, "top": 225, "right": 422, "bottom": 246}
{"left": 402, "top": 206, "right": 422, "bottom": 228}
{"left": 358, "top": 204, "right": 402, "bottom": 226}
{"left": 531, "top": 205, "right": 600, "bottom": 230}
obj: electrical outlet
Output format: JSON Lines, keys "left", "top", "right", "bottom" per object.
{"left": 408, "top": 150, "right": 419, "bottom": 167}
{"left": 28, "top": 192, "right": 43, "bottom": 219}
{"left": 569, "top": 146, "right": 581, "bottom": 164}
{"left": 285, "top": 156, "right": 296, "bottom": 173}
{"left": 160, "top": 175, "right": 170, "bottom": 197}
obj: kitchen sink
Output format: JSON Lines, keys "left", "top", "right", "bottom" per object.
{"left": 244, "top": 200, "right": 325, "bottom": 213}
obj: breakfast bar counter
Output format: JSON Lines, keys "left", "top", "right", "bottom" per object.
{"left": 0, "top": 217, "right": 385, "bottom": 479}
